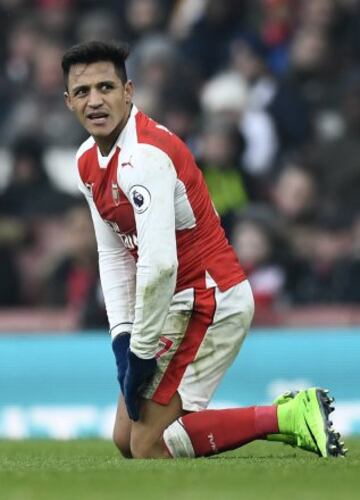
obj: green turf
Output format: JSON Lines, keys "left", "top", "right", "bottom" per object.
{"left": 1, "top": 439, "right": 359, "bottom": 500}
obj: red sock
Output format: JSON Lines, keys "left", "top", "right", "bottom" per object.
{"left": 180, "top": 406, "right": 278, "bottom": 457}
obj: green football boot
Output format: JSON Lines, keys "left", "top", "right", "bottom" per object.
{"left": 266, "top": 391, "right": 298, "bottom": 446}
{"left": 277, "top": 387, "right": 347, "bottom": 457}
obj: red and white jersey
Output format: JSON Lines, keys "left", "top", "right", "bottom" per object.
{"left": 76, "top": 105, "right": 246, "bottom": 357}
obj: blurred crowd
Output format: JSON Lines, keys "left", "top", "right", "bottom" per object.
{"left": 1, "top": 0, "right": 360, "bottom": 328}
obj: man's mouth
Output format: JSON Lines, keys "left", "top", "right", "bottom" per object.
{"left": 86, "top": 111, "right": 109, "bottom": 125}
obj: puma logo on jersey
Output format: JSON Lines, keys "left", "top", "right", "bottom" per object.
{"left": 121, "top": 155, "right": 134, "bottom": 168}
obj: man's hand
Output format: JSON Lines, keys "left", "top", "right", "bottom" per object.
{"left": 112, "top": 333, "right": 131, "bottom": 393}
{"left": 124, "top": 351, "right": 157, "bottom": 421}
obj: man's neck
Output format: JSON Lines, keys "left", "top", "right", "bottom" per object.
{"left": 97, "top": 104, "right": 133, "bottom": 156}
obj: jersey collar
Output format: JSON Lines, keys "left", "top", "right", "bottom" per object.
{"left": 96, "top": 104, "right": 139, "bottom": 169}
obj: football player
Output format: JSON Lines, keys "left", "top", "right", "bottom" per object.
{"left": 62, "top": 41, "right": 345, "bottom": 459}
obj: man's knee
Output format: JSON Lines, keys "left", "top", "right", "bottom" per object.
{"left": 130, "top": 438, "right": 152, "bottom": 459}
{"left": 113, "top": 428, "right": 132, "bottom": 459}
{"left": 130, "top": 432, "right": 169, "bottom": 459}
{"left": 129, "top": 392, "right": 184, "bottom": 458}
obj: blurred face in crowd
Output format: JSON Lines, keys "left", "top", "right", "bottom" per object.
{"left": 312, "top": 228, "right": 352, "bottom": 264}
{"left": 141, "top": 58, "right": 173, "bottom": 90}
{"left": 232, "top": 220, "right": 271, "bottom": 268}
{"left": 8, "top": 22, "right": 39, "bottom": 63}
{"left": 300, "top": 0, "right": 336, "bottom": 31}
{"left": 34, "top": 42, "right": 64, "bottom": 93}
{"left": 272, "top": 165, "right": 316, "bottom": 220}
{"left": 290, "top": 28, "right": 329, "bottom": 72}
{"left": 64, "top": 206, "right": 96, "bottom": 259}
{"left": 13, "top": 158, "right": 40, "bottom": 183}
{"left": 230, "top": 42, "right": 265, "bottom": 82}
{"left": 65, "top": 61, "right": 133, "bottom": 155}
{"left": 162, "top": 108, "right": 194, "bottom": 141}
{"left": 126, "top": 0, "right": 161, "bottom": 34}
{"left": 200, "top": 129, "right": 238, "bottom": 166}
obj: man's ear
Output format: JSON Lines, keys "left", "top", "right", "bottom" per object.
{"left": 64, "top": 91, "right": 73, "bottom": 111}
{"left": 124, "top": 80, "right": 134, "bottom": 104}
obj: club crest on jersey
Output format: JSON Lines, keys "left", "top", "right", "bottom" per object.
{"left": 129, "top": 185, "right": 151, "bottom": 214}
{"left": 112, "top": 182, "right": 120, "bottom": 206}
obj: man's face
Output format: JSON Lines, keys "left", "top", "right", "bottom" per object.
{"left": 65, "top": 61, "right": 133, "bottom": 151}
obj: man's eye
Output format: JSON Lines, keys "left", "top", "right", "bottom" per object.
{"left": 75, "top": 89, "right": 87, "bottom": 97}
{"left": 101, "top": 83, "right": 113, "bottom": 91}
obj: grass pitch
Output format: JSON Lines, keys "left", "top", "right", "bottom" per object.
{"left": 1, "top": 439, "right": 359, "bottom": 500}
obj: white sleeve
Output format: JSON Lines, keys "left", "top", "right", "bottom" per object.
{"left": 118, "top": 144, "right": 178, "bottom": 358}
{"left": 78, "top": 179, "right": 136, "bottom": 339}
{"left": 241, "top": 109, "right": 278, "bottom": 175}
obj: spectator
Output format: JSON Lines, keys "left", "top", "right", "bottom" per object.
{"left": 1, "top": 18, "right": 40, "bottom": 132}
{"left": 120, "top": 0, "right": 170, "bottom": 44}
{"left": 286, "top": 27, "right": 342, "bottom": 140}
{"left": 129, "top": 33, "right": 200, "bottom": 128}
{"left": 0, "top": 246, "right": 21, "bottom": 306}
{"left": 43, "top": 202, "right": 104, "bottom": 328}
{"left": 269, "top": 158, "right": 320, "bottom": 262}
{"left": 298, "top": 0, "right": 338, "bottom": 35}
{"left": 231, "top": 206, "right": 289, "bottom": 308}
{"left": 0, "top": 133, "right": 75, "bottom": 218}
{"left": 200, "top": 70, "right": 278, "bottom": 179}
{"left": 161, "top": 86, "right": 200, "bottom": 147}
{"left": 2, "top": 36, "right": 85, "bottom": 147}
{"left": 196, "top": 118, "right": 249, "bottom": 237}
{"left": 288, "top": 210, "right": 356, "bottom": 304}
{"left": 75, "top": 9, "right": 119, "bottom": 43}
{"left": 36, "top": 0, "right": 75, "bottom": 40}
{"left": 310, "top": 69, "right": 360, "bottom": 212}
{"left": 179, "top": 0, "right": 247, "bottom": 79}
{"left": 270, "top": 159, "right": 318, "bottom": 223}
{"left": 128, "top": 34, "right": 184, "bottom": 94}
{"left": 229, "top": 31, "right": 311, "bottom": 155}
{"left": 259, "top": 0, "right": 294, "bottom": 75}
{"left": 5, "top": 18, "right": 40, "bottom": 89}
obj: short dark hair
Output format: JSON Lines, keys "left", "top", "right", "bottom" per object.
{"left": 61, "top": 40, "right": 130, "bottom": 89}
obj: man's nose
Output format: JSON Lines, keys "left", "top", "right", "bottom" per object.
{"left": 88, "top": 88, "right": 103, "bottom": 107}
